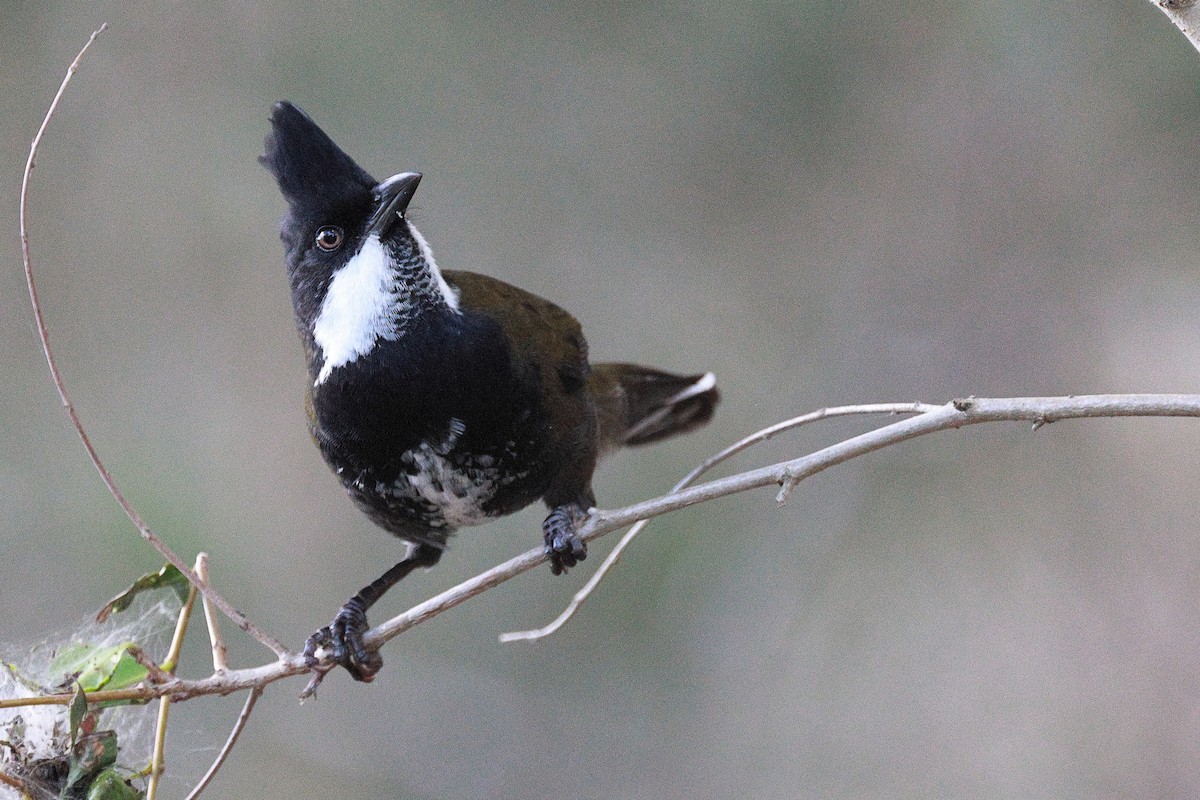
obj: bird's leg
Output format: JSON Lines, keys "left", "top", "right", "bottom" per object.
{"left": 304, "top": 542, "right": 442, "bottom": 681}
{"left": 542, "top": 502, "right": 590, "bottom": 575}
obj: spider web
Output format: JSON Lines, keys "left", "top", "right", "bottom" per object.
{"left": 0, "top": 595, "right": 181, "bottom": 799}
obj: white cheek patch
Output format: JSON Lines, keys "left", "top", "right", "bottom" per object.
{"left": 312, "top": 234, "right": 398, "bottom": 385}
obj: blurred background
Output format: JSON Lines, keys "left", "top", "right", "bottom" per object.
{"left": 4, "top": 1, "right": 1200, "bottom": 797}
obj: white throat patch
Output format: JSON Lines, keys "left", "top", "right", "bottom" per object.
{"left": 311, "top": 224, "right": 462, "bottom": 386}
{"left": 312, "top": 234, "right": 398, "bottom": 385}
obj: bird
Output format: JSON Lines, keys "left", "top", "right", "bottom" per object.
{"left": 261, "top": 101, "right": 719, "bottom": 681}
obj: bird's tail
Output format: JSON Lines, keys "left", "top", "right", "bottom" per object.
{"left": 590, "top": 363, "right": 719, "bottom": 459}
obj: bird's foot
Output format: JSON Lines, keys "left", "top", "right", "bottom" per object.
{"left": 302, "top": 598, "right": 382, "bottom": 683}
{"left": 543, "top": 506, "right": 588, "bottom": 575}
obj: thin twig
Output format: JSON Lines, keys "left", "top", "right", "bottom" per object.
{"left": 18, "top": 24, "right": 288, "bottom": 659}
{"left": 125, "top": 645, "right": 175, "bottom": 685}
{"left": 146, "top": 692, "right": 172, "bottom": 800}
{"left": 161, "top": 579, "right": 198, "bottom": 675}
{"left": 183, "top": 686, "right": 263, "bottom": 800}
{"left": 146, "top": 567, "right": 200, "bottom": 800}
{"left": 196, "top": 554, "right": 229, "bottom": 673}
{"left": 500, "top": 402, "right": 936, "bottom": 642}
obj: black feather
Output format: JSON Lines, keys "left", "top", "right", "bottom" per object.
{"left": 260, "top": 101, "right": 376, "bottom": 215}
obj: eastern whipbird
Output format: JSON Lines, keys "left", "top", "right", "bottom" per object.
{"left": 261, "top": 101, "right": 719, "bottom": 682}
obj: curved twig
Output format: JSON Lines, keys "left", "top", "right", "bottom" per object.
{"left": 19, "top": 24, "right": 288, "bottom": 659}
{"left": 500, "top": 402, "right": 938, "bottom": 642}
{"left": 183, "top": 685, "right": 263, "bottom": 800}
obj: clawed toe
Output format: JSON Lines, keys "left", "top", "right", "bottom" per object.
{"left": 302, "top": 600, "right": 382, "bottom": 682}
{"left": 543, "top": 507, "right": 588, "bottom": 575}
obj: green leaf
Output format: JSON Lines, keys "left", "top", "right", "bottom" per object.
{"left": 51, "top": 643, "right": 149, "bottom": 695}
{"left": 102, "top": 651, "right": 149, "bottom": 692}
{"left": 96, "top": 564, "right": 189, "bottom": 622}
{"left": 68, "top": 685, "right": 87, "bottom": 746}
{"left": 85, "top": 768, "right": 144, "bottom": 800}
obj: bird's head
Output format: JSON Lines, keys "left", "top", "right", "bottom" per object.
{"left": 261, "top": 101, "right": 458, "bottom": 384}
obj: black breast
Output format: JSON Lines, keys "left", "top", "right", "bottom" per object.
{"left": 308, "top": 308, "right": 555, "bottom": 540}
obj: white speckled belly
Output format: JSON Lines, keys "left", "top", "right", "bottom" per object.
{"left": 389, "top": 443, "right": 500, "bottom": 529}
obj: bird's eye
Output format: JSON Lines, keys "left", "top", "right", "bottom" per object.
{"left": 315, "top": 226, "right": 344, "bottom": 252}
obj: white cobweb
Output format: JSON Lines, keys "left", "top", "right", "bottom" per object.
{"left": 0, "top": 594, "right": 181, "bottom": 799}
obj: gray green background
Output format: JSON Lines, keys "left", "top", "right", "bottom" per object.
{"left": 4, "top": 2, "right": 1200, "bottom": 797}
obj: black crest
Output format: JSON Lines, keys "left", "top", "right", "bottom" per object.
{"left": 260, "top": 101, "right": 376, "bottom": 215}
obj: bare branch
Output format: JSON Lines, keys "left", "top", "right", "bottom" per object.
{"left": 19, "top": 25, "right": 288, "bottom": 659}
{"left": 196, "top": 554, "right": 229, "bottom": 673}
{"left": 146, "top": 694, "right": 172, "bottom": 800}
{"left": 0, "top": 393, "right": 1197, "bottom": 707}
{"left": 1148, "top": 0, "right": 1200, "bottom": 53}
{"left": 372, "top": 394, "right": 1200, "bottom": 650}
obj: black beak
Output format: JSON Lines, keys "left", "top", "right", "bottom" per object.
{"left": 366, "top": 172, "right": 422, "bottom": 238}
